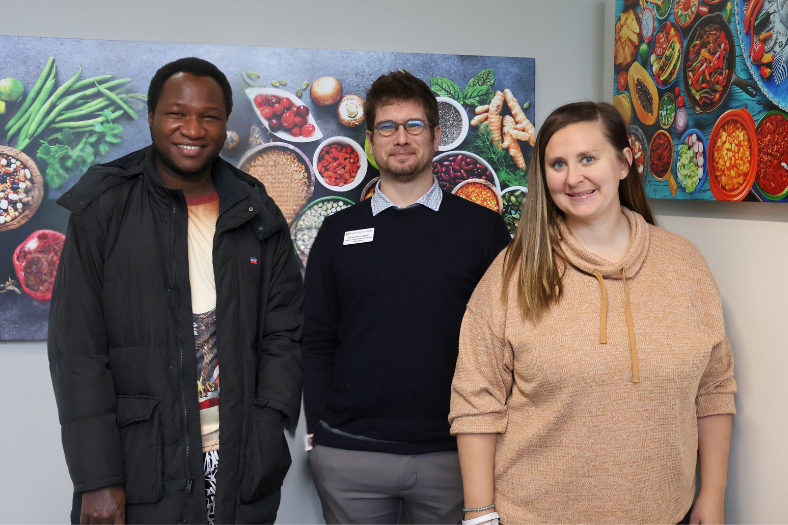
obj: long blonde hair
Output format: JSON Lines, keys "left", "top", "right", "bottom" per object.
{"left": 502, "top": 101, "right": 656, "bottom": 321}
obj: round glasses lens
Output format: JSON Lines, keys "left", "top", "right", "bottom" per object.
{"left": 376, "top": 122, "right": 397, "bottom": 136}
{"left": 405, "top": 120, "right": 426, "bottom": 134}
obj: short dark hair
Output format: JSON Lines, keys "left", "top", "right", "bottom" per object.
{"left": 364, "top": 70, "right": 438, "bottom": 135}
{"left": 147, "top": 57, "right": 233, "bottom": 116}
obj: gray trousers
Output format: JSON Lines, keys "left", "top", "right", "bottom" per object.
{"left": 308, "top": 445, "right": 464, "bottom": 524}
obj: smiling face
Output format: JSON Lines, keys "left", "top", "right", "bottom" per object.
{"left": 148, "top": 72, "right": 227, "bottom": 183}
{"left": 366, "top": 99, "right": 441, "bottom": 182}
{"left": 543, "top": 120, "right": 632, "bottom": 226}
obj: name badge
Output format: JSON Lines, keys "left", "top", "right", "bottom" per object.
{"left": 343, "top": 228, "right": 374, "bottom": 245}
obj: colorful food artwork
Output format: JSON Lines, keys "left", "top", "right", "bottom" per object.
{"left": 613, "top": 0, "right": 788, "bottom": 202}
{"left": 0, "top": 35, "right": 535, "bottom": 340}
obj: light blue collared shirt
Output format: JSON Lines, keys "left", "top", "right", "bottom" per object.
{"left": 370, "top": 176, "right": 443, "bottom": 216}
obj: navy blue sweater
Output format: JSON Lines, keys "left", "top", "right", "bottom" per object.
{"left": 302, "top": 192, "right": 510, "bottom": 454}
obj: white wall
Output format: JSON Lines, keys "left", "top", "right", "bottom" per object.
{"left": 1, "top": 0, "right": 785, "bottom": 522}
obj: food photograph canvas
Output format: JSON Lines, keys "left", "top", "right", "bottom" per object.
{"left": 614, "top": 0, "right": 788, "bottom": 203}
{"left": 0, "top": 35, "right": 535, "bottom": 341}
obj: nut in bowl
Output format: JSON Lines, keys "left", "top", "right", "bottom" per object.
{"left": 0, "top": 146, "right": 44, "bottom": 231}
{"left": 313, "top": 136, "right": 368, "bottom": 192}
{"left": 246, "top": 87, "right": 323, "bottom": 143}
{"left": 452, "top": 178, "right": 503, "bottom": 214}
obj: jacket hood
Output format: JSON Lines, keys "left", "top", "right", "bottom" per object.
{"left": 57, "top": 146, "right": 286, "bottom": 241}
{"left": 557, "top": 207, "right": 651, "bottom": 383}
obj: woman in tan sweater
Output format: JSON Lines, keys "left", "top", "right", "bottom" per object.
{"left": 450, "top": 102, "right": 736, "bottom": 525}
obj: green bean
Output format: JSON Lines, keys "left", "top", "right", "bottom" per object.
{"left": 28, "top": 67, "right": 84, "bottom": 138}
{"left": 51, "top": 109, "right": 124, "bottom": 128}
{"left": 35, "top": 79, "right": 129, "bottom": 129}
{"left": 5, "top": 56, "right": 54, "bottom": 131}
{"left": 95, "top": 81, "right": 138, "bottom": 120}
{"left": 56, "top": 98, "right": 114, "bottom": 121}
{"left": 14, "top": 65, "right": 57, "bottom": 149}
{"left": 68, "top": 74, "right": 113, "bottom": 92}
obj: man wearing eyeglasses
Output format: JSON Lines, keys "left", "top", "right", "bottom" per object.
{"left": 301, "top": 70, "right": 510, "bottom": 524}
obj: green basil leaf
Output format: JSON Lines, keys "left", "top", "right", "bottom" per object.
{"left": 466, "top": 69, "right": 495, "bottom": 90}
{"left": 430, "top": 76, "right": 463, "bottom": 103}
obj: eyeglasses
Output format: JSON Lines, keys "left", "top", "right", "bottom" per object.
{"left": 373, "top": 119, "right": 427, "bottom": 137}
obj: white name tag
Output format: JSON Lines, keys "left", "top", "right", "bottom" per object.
{"left": 343, "top": 228, "right": 375, "bottom": 245}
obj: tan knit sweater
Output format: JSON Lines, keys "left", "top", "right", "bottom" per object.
{"left": 449, "top": 209, "right": 736, "bottom": 524}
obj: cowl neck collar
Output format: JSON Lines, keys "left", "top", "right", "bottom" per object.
{"left": 557, "top": 207, "right": 650, "bottom": 280}
{"left": 556, "top": 207, "right": 650, "bottom": 383}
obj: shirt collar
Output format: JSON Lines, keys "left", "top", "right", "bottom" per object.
{"left": 370, "top": 176, "right": 443, "bottom": 216}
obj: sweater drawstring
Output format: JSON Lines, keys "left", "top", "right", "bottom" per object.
{"left": 592, "top": 270, "right": 607, "bottom": 344}
{"left": 592, "top": 269, "right": 640, "bottom": 384}
{"left": 622, "top": 269, "right": 640, "bottom": 383}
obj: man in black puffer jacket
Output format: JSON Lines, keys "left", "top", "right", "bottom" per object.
{"left": 48, "top": 57, "right": 303, "bottom": 524}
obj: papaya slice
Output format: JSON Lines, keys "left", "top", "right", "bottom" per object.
{"left": 628, "top": 62, "right": 658, "bottom": 126}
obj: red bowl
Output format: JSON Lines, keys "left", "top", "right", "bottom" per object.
{"left": 708, "top": 109, "right": 758, "bottom": 201}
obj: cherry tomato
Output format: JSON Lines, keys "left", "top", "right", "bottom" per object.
{"left": 301, "top": 124, "right": 315, "bottom": 137}
{"left": 290, "top": 126, "right": 302, "bottom": 137}
{"left": 281, "top": 98, "right": 293, "bottom": 109}
{"left": 617, "top": 71, "right": 627, "bottom": 92}
{"left": 269, "top": 117, "right": 281, "bottom": 132}
{"left": 267, "top": 95, "right": 280, "bottom": 106}
{"left": 677, "top": 95, "right": 684, "bottom": 107}
{"left": 254, "top": 94, "right": 266, "bottom": 108}
{"left": 272, "top": 103, "right": 285, "bottom": 116}
{"left": 675, "top": 86, "right": 680, "bottom": 96}
{"left": 294, "top": 116, "right": 306, "bottom": 127}
{"left": 260, "top": 106, "right": 274, "bottom": 119}
{"left": 281, "top": 110, "right": 296, "bottom": 130}
{"left": 295, "top": 105, "right": 310, "bottom": 117}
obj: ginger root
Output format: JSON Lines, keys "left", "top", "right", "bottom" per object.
{"left": 503, "top": 89, "right": 535, "bottom": 146}
{"left": 502, "top": 115, "right": 527, "bottom": 171}
{"left": 487, "top": 91, "right": 505, "bottom": 148}
{"left": 470, "top": 112, "right": 489, "bottom": 127}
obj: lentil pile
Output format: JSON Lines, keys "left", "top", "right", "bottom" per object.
{"left": 243, "top": 147, "right": 311, "bottom": 222}
{"left": 438, "top": 101, "right": 463, "bottom": 147}
{"left": 636, "top": 78, "right": 654, "bottom": 114}
{"left": 292, "top": 198, "right": 352, "bottom": 261}
{"left": 0, "top": 154, "right": 35, "bottom": 226}
{"left": 501, "top": 188, "right": 526, "bottom": 236}
{"left": 713, "top": 120, "right": 750, "bottom": 192}
{"left": 455, "top": 181, "right": 500, "bottom": 212}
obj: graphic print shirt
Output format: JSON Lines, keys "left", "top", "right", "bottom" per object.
{"left": 187, "top": 192, "right": 221, "bottom": 453}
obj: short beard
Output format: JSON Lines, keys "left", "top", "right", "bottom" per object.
{"left": 383, "top": 154, "right": 433, "bottom": 182}
{"left": 152, "top": 143, "right": 215, "bottom": 180}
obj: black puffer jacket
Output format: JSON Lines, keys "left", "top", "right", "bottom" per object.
{"left": 48, "top": 146, "right": 303, "bottom": 524}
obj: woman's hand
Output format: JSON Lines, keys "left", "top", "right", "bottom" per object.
{"left": 690, "top": 490, "right": 725, "bottom": 524}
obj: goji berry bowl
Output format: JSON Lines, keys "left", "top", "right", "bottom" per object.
{"left": 312, "top": 136, "right": 368, "bottom": 192}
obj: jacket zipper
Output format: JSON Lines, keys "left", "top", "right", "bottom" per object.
{"left": 172, "top": 203, "right": 193, "bottom": 494}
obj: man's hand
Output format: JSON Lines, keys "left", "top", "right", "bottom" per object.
{"left": 80, "top": 486, "right": 126, "bottom": 524}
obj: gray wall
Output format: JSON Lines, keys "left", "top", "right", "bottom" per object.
{"left": 1, "top": 0, "right": 786, "bottom": 522}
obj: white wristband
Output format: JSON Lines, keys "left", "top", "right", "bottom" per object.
{"left": 462, "top": 511, "right": 500, "bottom": 525}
